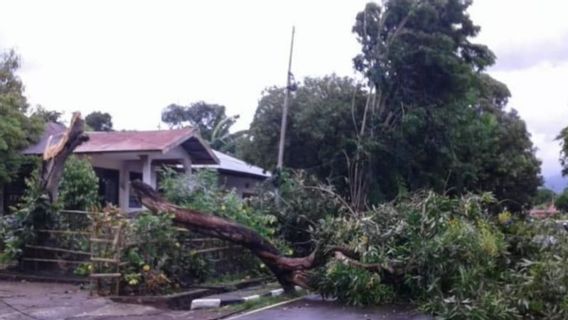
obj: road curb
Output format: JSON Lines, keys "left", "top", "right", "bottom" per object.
{"left": 191, "top": 287, "right": 298, "bottom": 310}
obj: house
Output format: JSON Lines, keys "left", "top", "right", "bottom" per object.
{"left": 194, "top": 150, "right": 270, "bottom": 198}
{"left": 1, "top": 123, "right": 270, "bottom": 214}
{"left": 2, "top": 123, "right": 217, "bottom": 213}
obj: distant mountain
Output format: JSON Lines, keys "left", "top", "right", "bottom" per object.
{"left": 544, "top": 174, "right": 568, "bottom": 193}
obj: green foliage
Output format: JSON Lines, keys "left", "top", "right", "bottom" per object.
{"left": 160, "top": 168, "right": 278, "bottom": 240}
{"left": 31, "top": 105, "right": 63, "bottom": 123}
{"left": 313, "top": 192, "right": 568, "bottom": 318}
{"left": 534, "top": 188, "right": 556, "bottom": 207}
{"left": 555, "top": 189, "right": 568, "bottom": 212}
{"left": 313, "top": 261, "right": 394, "bottom": 306}
{"left": 161, "top": 101, "right": 244, "bottom": 153}
{"left": 115, "top": 168, "right": 280, "bottom": 294}
{"left": 59, "top": 156, "right": 99, "bottom": 210}
{"left": 0, "top": 49, "right": 43, "bottom": 185}
{"left": 239, "top": 75, "right": 365, "bottom": 184}
{"left": 85, "top": 111, "right": 113, "bottom": 131}
{"left": 0, "top": 170, "right": 58, "bottom": 262}
{"left": 122, "top": 212, "right": 208, "bottom": 294}
{"left": 248, "top": 170, "right": 348, "bottom": 256}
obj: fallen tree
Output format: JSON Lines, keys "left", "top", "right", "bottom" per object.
{"left": 130, "top": 180, "right": 399, "bottom": 293}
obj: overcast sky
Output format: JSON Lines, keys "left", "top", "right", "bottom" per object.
{"left": 1, "top": 0, "right": 567, "bottom": 182}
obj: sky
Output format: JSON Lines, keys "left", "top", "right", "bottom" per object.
{"left": 1, "top": 0, "right": 567, "bottom": 185}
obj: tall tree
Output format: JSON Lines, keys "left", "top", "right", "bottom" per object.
{"left": 85, "top": 111, "right": 113, "bottom": 131}
{"left": 0, "top": 49, "right": 43, "bottom": 185}
{"left": 240, "top": 1, "right": 541, "bottom": 211}
{"left": 161, "top": 101, "right": 243, "bottom": 153}
{"left": 240, "top": 75, "right": 367, "bottom": 189}
{"left": 32, "top": 105, "right": 63, "bottom": 123}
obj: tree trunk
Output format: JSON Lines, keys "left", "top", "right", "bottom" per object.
{"left": 40, "top": 113, "right": 89, "bottom": 203}
{"left": 130, "top": 181, "right": 321, "bottom": 292}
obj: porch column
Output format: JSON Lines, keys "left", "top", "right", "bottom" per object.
{"left": 141, "top": 155, "right": 153, "bottom": 187}
{"left": 183, "top": 156, "right": 192, "bottom": 178}
{"left": 120, "top": 162, "right": 129, "bottom": 212}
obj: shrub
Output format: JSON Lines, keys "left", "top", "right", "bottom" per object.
{"left": 121, "top": 211, "right": 209, "bottom": 294}
{"left": 59, "top": 156, "right": 99, "bottom": 210}
{"left": 0, "top": 170, "right": 58, "bottom": 263}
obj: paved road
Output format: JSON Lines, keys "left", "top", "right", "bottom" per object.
{"left": 228, "top": 295, "right": 431, "bottom": 320}
{"left": 0, "top": 280, "right": 430, "bottom": 320}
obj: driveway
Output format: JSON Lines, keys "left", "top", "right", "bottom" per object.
{"left": 0, "top": 280, "right": 229, "bottom": 320}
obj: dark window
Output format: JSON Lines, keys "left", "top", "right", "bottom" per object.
{"left": 129, "top": 172, "right": 143, "bottom": 208}
{"left": 94, "top": 167, "right": 119, "bottom": 207}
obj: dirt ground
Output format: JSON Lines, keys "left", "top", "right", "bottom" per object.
{"left": 0, "top": 280, "right": 232, "bottom": 320}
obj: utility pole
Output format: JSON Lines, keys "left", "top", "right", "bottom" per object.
{"left": 276, "top": 26, "right": 295, "bottom": 170}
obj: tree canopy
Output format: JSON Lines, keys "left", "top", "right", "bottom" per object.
{"left": 534, "top": 187, "right": 556, "bottom": 207}
{"left": 161, "top": 101, "right": 243, "bottom": 153}
{"left": 239, "top": 0, "right": 541, "bottom": 212}
{"left": 555, "top": 189, "right": 568, "bottom": 212}
{"left": 0, "top": 49, "right": 43, "bottom": 185}
{"left": 85, "top": 111, "right": 113, "bottom": 131}
{"left": 31, "top": 106, "right": 63, "bottom": 123}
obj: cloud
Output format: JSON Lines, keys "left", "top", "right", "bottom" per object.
{"left": 493, "top": 33, "right": 568, "bottom": 71}
{"left": 490, "top": 61, "right": 568, "bottom": 177}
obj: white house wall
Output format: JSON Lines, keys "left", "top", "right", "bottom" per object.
{"left": 83, "top": 147, "right": 193, "bottom": 212}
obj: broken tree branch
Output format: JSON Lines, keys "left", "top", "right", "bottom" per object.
{"left": 40, "top": 112, "right": 89, "bottom": 203}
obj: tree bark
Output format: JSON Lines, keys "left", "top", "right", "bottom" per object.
{"left": 40, "top": 113, "right": 89, "bottom": 203}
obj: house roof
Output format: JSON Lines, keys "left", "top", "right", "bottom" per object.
{"left": 194, "top": 150, "right": 271, "bottom": 179}
{"left": 23, "top": 123, "right": 218, "bottom": 165}
{"left": 23, "top": 122, "right": 67, "bottom": 155}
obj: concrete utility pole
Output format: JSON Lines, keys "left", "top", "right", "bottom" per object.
{"left": 276, "top": 26, "right": 295, "bottom": 170}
